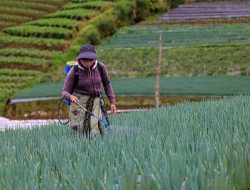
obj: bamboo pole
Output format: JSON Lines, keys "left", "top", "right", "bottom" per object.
{"left": 155, "top": 32, "right": 162, "bottom": 108}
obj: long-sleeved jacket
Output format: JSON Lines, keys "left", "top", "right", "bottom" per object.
{"left": 62, "top": 60, "right": 116, "bottom": 104}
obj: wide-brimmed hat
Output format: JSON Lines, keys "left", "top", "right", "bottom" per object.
{"left": 77, "top": 44, "right": 97, "bottom": 59}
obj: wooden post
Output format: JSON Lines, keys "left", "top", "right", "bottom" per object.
{"left": 155, "top": 32, "right": 162, "bottom": 108}
{"left": 132, "top": 0, "right": 137, "bottom": 21}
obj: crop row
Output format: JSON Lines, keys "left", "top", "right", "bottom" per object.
{"left": 102, "top": 24, "right": 250, "bottom": 48}
{"left": 0, "top": 68, "right": 42, "bottom": 77}
{"left": 0, "top": 96, "right": 249, "bottom": 189}
{"left": 0, "top": 68, "right": 43, "bottom": 109}
{"left": 44, "top": 8, "right": 96, "bottom": 20}
{"left": 0, "top": 34, "right": 69, "bottom": 50}
{"left": 0, "top": 75, "right": 36, "bottom": 83}
{"left": 0, "top": 83, "right": 35, "bottom": 103}
{"left": 70, "top": 0, "right": 106, "bottom": 3}
{"left": 62, "top": 1, "right": 113, "bottom": 11}
{"left": 0, "top": 6, "right": 47, "bottom": 17}
{"left": 135, "top": 23, "right": 250, "bottom": 32}
{"left": 3, "top": 25, "right": 73, "bottom": 39}
{"left": 0, "top": 81, "right": 31, "bottom": 88}
{"left": 27, "top": 18, "right": 78, "bottom": 30}
{"left": 0, "top": 56, "right": 51, "bottom": 66}
{"left": 0, "top": 14, "right": 31, "bottom": 23}
{"left": 0, "top": 48, "right": 60, "bottom": 59}
{"left": 0, "top": 0, "right": 67, "bottom": 6}
{"left": 0, "top": 56, "right": 52, "bottom": 71}
{"left": 0, "top": 1, "right": 57, "bottom": 12}
{"left": 0, "top": 21, "right": 18, "bottom": 30}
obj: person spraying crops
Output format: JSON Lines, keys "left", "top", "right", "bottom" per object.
{"left": 62, "top": 44, "right": 117, "bottom": 136}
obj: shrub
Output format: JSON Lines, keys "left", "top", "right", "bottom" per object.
{"left": 113, "top": 0, "right": 134, "bottom": 26}
{"left": 95, "top": 16, "right": 117, "bottom": 38}
{"left": 82, "top": 25, "right": 101, "bottom": 45}
{"left": 134, "top": 0, "right": 150, "bottom": 22}
{"left": 149, "top": 0, "right": 169, "bottom": 12}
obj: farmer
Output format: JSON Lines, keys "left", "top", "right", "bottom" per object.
{"left": 62, "top": 44, "right": 116, "bottom": 136}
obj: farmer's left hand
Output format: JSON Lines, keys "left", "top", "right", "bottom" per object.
{"left": 110, "top": 104, "right": 117, "bottom": 114}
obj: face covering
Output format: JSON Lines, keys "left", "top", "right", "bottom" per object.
{"left": 79, "top": 59, "right": 95, "bottom": 69}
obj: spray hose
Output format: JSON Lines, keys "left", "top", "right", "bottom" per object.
{"left": 57, "top": 97, "right": 110, "bottom": 128}
{"left": 75, "top": 101, "right": 110, "bottom": 128}
{"left": 57, "top": 97, "right": 69, "bottom": 125}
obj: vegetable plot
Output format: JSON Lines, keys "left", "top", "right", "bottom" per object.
{"left": 0, "top": 96, "right": 249, "bottom": 189}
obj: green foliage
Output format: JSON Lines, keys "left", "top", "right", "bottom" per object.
{"left": 98, "top": 45, "right": 250, "bottom": 77}
{"left": 0, "top": 34, "right": 69, "bottom": 50}
{"left": 82, "top": 25, "right": 102, "bottom": 45}
{"left": 0, "top": 68, "right": 42, "bottom": 77}
{"left": 0, "top": 48, "right": 60, "bottom": 59}
{"left": 168, "top": 0, "right": 186, "bottom": 8}
{"left": 101, "top": 24, "right": 250, "bottom": 48}
{"left": 62, "top": 1, "right": 113, "bottom": 11}
{"left": 44, "top": 8, "right": 96, "bottom": 20}
{"left": 95, "top": 16, "right": 117, "bottom": 38}
{"left": 112, "top": 0, "right": 169, "bottom": 24}
{"left": 0, "top": 96, "right": 249, "bottom": 189}
{"left": 150, "top": 0, "right": 170, "bottom": 12}
{"left": 0, "top": 56, "right": 51, "bottom": 70}
{"left": 27, "top": 18, "right": 77, "bottom": 30}
{"left": 3, "top": 25, "right": 73, "bottom": 39}
{"left": 113, "top": 0, "right": 134, "bottom": 26}
{"left": 0, "top": 14, "right": 31, "bottom": 23}
{"left": 0, "top": 6, "right": 46, "bottom": 17}
{"left": 98, "top": 24, "right": 250, "bottom": 76}
{"left": 0, "top": 1, "right": 57, "bottom": 12}
{"left": 133, "top": 0, "right": 151, "bottom": 22}
{"left": 0, "top": 69, "right": 43, "bottom": 114}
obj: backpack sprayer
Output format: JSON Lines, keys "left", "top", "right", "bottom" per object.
{"left": 57, "top": 61, "right": 110, "bottom": 128}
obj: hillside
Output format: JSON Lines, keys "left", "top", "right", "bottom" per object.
{"left": 2, "top": 1, "right": 250, "bottom": 119}
{"left": 0, "top": 0, "right": 170, "bottom": 115}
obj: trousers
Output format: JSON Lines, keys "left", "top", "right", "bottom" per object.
{"left": 69, "top": 93, "right": 105, "bottom": 136}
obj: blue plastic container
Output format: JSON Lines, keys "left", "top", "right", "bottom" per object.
{"left": 65, "top": 61, "right": 76, "bottom": 105}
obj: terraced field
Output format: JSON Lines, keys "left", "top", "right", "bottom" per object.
{"left": 0, "top": 69, "right": 43, "bottom": 112}
{"left": 0, "top": 0, "right": 117, "bottom": 114}
{"left": 98, "top": 23, "right": 250, "bottom": 77}
{"left": 102, "top": 24, "right": 250, "bottom": 48}
{"left": 160, "top": 2, "right": 250, "bottom": 24}
{"left": 0, "top": 0, "right": 67, "bottom": 30}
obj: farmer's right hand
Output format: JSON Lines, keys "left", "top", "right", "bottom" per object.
{"left": 70, "top": 95, "right": 79, "bottom": 104}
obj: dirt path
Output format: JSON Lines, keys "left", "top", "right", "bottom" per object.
{"left": 0, "top": 109, "right": 142, "bottom": 131}
{"left": 0, "top": 117, "right": 64, "bottom": 132}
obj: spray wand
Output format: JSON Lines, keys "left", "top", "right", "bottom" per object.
{"left": 75, "top": 101, "right": 110, "bottom": 128}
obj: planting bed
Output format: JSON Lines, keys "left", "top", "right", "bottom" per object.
{"left": 160, "top": 2, "right": 250, "bottom": 23}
